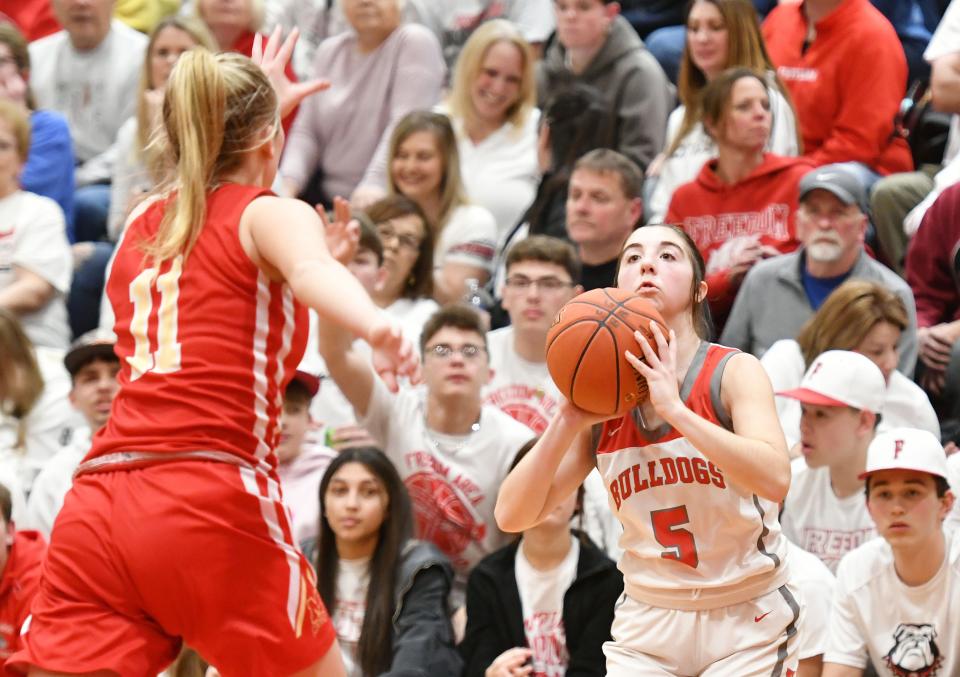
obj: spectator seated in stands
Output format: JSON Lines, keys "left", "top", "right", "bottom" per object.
{"left": 459, "top": 442, "right": 622, "bottom": 677}
{"left": 665, "top": 67, "right": 812, "bottom": 330}
{"left": 442, "top": 20, "right": 540, "bottom": 244}
{"left": 0, "top": 22, "right": 74, "bottom": 234}
{"left": 279, "top": 0, "right": 444, "bottom": 209}
{"left": 24, "top": 329, "right": 118, "bottom": 539}
{"left": 0, "top": 482, "right": 46, "bottom": 667}
{"left": 762, "top": 0, "right": 913, "bottom": 187}
{"left": 386, "top": 111, "right": 497, "bottom": 304}
{"left": 722, "top": 164, "right": 918, "bottom": 374}
{"left": 776, "top": 350, "right": 885, "bottom": 572}
{"left": 647, "top": 0, "right": 799, "bottom": 224}
{"left": 822, "top": 428, "right": 959, "bottom": 677}
{"left": 275, "top": 369, "right": 336, "bottom": 546}
{"left": 538, "top": 0, "right": 673, "bottom": 172}
{"left": 29, "top": 0, "right": 148, "bottom": 244}
{"left": 302, "top": 447, "right": 462, "bottom": 676}
{"left": 762, "top": 279, "right": 939, "bottom": 449}
{"left": 317, "top": 304, "right": 536, "bottom": 610}
{"left": 0, "top": 101, "right": 72, "bottom": 351}
{"left": 564, "top": 149, "right": 643, "bottom": 291}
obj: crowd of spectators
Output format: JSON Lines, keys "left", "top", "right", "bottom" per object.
{"left": 3, "top": 0, "right": 960, "bottom": 675}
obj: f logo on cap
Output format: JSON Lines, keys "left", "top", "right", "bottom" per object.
{"left": 894, "top": 439, "right": 904, "bottom": 459}
{"left": 810, "top": 361, "right": 824, "bottom": 377}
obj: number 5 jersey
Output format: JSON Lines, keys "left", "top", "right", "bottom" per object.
{"left": 81, "top": 185, "right": 307, "bottom": 476}
{"left": 595, "top": 342, "right": 790, "bottom": 610}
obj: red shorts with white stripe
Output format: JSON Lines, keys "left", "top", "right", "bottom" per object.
{"left": 6, "top": 460, "right": 335, "bottom": 676}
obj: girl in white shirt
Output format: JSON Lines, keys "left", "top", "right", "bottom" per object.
{"left": 310, "top": 446, "right": 461, "bottom": 677}
{"left": 386, "top": 111, "right": 498, "bottom": 304}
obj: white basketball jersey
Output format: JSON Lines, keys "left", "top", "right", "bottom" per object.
{"left": 595, "top": 343, "right": 790, "bottom": 610}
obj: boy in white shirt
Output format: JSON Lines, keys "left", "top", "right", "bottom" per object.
{"left": 318, "top": 304, "right": 535, "bottom": 607}
{"left": 823, "top": 428, "right": 958, "bottom": 677}
{"left": 778, "top": 350, "right": 887, "bottom": 572}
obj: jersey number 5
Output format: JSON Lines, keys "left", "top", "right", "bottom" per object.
{"left": 127, "top": 256, "right": 183, "bottom": 380}
{"left": 651, "top": 505, "right": 699, "bottom": 568}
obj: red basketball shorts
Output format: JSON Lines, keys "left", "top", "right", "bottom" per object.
{"left": 6, "top": 460, "right": 335, "bottom": 676}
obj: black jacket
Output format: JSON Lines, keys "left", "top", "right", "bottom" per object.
{"left": 459, "top": 533, "right": 623, "bottom": 677}
{"left": 302, "top": 538, "right": 463, "bottom": 677}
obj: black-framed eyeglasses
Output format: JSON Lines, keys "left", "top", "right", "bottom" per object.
{"left": 376, "top": 224, "right": 422, "bottom": 252}
{"left": 504, "top": 276, "right": 574, "bottom": 292}
{"left": 425, "top": 343, "right": 486, "bottom": 360}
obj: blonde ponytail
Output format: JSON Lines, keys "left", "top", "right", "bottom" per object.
{"left": 146, "top": 50, "right": 278, "bottom": 265}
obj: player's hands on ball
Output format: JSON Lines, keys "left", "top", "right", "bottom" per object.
{"left": 368, "top": 320, "right": 422, "bottom": 391}
{"left": 625, "top": 323, "right": 684, "bottom": 421}
{"left": 485, "top": 647, "right": 533, "bottom": 677}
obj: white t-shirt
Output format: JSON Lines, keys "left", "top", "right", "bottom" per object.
{"left": 452, "top": 109, "right": 541, "bottom": 243}
{"left": 333, "top": 556, "right": 371, "bottom": 677}
{"left": 781, "top": 457, "right": 877, "bottom": 573}
{"left": 360, "top": 381, "right": 535, "bottom": 604}
{"left": 761, "top": 339, "right": 940, "bottom": 448}
{"left": 648, "top": 78, "right": 798, "bottom": 225}
{"left": 23, "top": 427, "right": 89, "bottom": 539}
{"left": 515, "top": 535, "right": 580, "bottom": 677}
{"left": 277, "top": 429, "right": 337, "bottom": 545}
{"left": 435, "top": 204, "right": 498, "bottom": 278}
{"left": 28, "top": 21, "right": 146, "bottom": 169}
{"left": 787, "top": 542, "right": 836, "bottom": 660}
{"left": 825, "top": 531, "right": 960, "bottom": 676}
{"left": 0, "top": 190, "right": 72, "bottom": 350}
{"left": 385, "top": 297, "right": 439, "bottom": 347}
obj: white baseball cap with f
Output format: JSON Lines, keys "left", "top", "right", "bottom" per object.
{"left": 777, "top": 350, "right": 886, "bottom": 413}
{"left": 859, "top": 428, "right": 951, "bottom": 482}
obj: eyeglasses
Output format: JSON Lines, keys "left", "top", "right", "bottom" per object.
{"left": 424, "top": 343, "right": 486, "bottom": 360}
{"left": 503, "top": 276, "right": 574, "bottom": 292}
{"left": 376, "top": 224, "right": 422, "bottom": 252}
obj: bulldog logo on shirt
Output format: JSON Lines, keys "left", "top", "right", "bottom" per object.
{"left": 884, "top": 623, "right": 943, "bottom": 676}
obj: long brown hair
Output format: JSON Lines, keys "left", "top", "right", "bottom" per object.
{"left": 617, "top": 224, "right": 711, "bottom": 339}
{"left": 0, "top": 22, "right": 36, "bottom": 110}
{"left": 316, "top": 447, "right": 414, "bottom": 677}
{"left": 363, "top": 195, "right": 435, "bottom": 300}
{"left": 0, "top": 310, "right": 44, "bottom": 450}
{"left": 700, "top": 66, "right": 768, "bottom": 140}
{"left": 796, "top": 279, "right": 908, "bottom": 368}
{"left": 147, "top": 49, "right": 278, "bottom": 264}
{"left": 668, "top": 0, "right": 796, "bottom": 156}
{"left": 386, "top": 111, "right": 466, "bottom": 231}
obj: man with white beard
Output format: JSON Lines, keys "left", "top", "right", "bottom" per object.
{"left": 722, "top": 164, "right": 918, "bottom": 375}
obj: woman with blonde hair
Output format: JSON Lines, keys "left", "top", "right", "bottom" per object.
{"left": 443, "top": 19, "right": 540, "bottom": 242}
{"left": 387, "top": 111, "right": 497, "bottom": 304}
{"left": 108, "top": 16, "right": 216, "bottom": 240}
{"left": 646, "top": 0, "right": 799, "bottom": 224}
{"left": 7, "top": 31, "right": 418, "bottom": 676}
{"left": 761, "top": 279, "right": 939, "bottom": 448}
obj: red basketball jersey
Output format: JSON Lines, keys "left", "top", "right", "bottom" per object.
{"left": 82, "top": 184, "right": 307, "bottom": 475}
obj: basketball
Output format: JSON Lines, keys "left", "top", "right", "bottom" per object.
{"left": 546, "top": 288, "right": 667, "bottom": 416}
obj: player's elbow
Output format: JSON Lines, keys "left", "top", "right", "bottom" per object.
{"left": 759, "top": 456, "right": 791, "bottom": 503}
{"left": 494, "top": 493, "right": 530, "bottom": 534}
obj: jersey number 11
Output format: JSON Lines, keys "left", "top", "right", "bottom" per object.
{"left": 127, "top": 256, "right": 184, "bottom": 380}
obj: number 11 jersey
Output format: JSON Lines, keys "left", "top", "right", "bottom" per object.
{"left": 82, "top": 184, "right": 307, "bottom": 476}
{"left": 595, "top": 342, "right": 790, "bottom": 610}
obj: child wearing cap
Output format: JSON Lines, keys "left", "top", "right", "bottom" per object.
{"left": 823, "top": 428, "right": 959, "bottom": 677}
{"left": 778, "top": 350, "right": 887, "bottom": 572}
{"left": 276, "top": 370, "right": 336, "bottom": 546}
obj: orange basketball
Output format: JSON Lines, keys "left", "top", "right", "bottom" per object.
{"left": 546, "top": 287, "right": 667, "bottom": 416}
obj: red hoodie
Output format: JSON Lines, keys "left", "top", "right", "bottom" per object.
{"left": 762, "top": 0, "right": 912, "bottom": 175}
{"left": 666, "top": 154, "right": 814, "bottom": 320}
{"left": 0, "top": 531, "right": 46, "bottom": 672}
{"left": 905, "top": 182, "right": 960, "bottom": 328}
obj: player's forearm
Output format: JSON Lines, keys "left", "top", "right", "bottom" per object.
{"left": 289, "top": 258, "right": 386, "bottom": 343}
{"left": 665, "top": 406, "right": 791, "bottom": 502}
{"left": 495, "top": 415, "right": 583, "bottom": 533}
